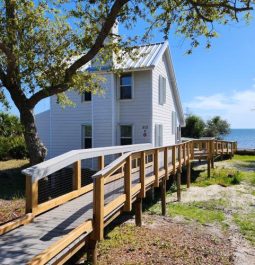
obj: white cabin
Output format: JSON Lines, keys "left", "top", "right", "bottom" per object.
{"left": 36, "top": 41, "right": 185, "bottom": 159}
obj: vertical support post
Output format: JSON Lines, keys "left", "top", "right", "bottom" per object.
{"left": 93, "top": 176, "right": 104, "bottom": 241}
{"left": 124, "top": 156, "right": 132, "bottom": 212}
{"left": 160, "top": 179, "right": 166, "bottom": 216}
{"left": 26, "top": 175, "right": 38, "bottom": 214}
{"left": 227, "top": 142, "right": 229, "bottom": 154}
{"left": 207, "top": 158, "right": 211, "bottom": 179}
{"left": 216, "top": 141, "right": 218, "bottom": 154}
{"left": 154, "top": 149, "right": 159, "bottom": 187}
{"left": 134, "top": 197, "right": 142, "bottom": 227}
{"left": 73, "top": 160, "right": 81, "bottom": 190}
{"left": 164, "top": 147, "right": 169, "bottom": 180}
{"left": 172, "top": 146, "right": 176, "bottom": 174}
{"left": 140, "top": 151, "right": 146, "bottom": 198}
{"left": 87, "top": 238, "right": 98, "bottom": 265}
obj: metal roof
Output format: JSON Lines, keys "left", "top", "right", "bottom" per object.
{"left": 83, "top": 42, "right": 167, "bottom": 72}
{"left": 115, "top": 42, "right": 166, "bottom": 70}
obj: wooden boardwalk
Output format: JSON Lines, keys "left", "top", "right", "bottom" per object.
{"left": 0, "top": 140, "right": 236, "bottom": 265}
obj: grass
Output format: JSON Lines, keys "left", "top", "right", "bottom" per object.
{"left": 194, "top": 167, "right": 242, "bottom": 187}
{"left": 98, "top": 224, "right": 138, "bottom": 254}
{"left": 0, "top": 159, "right": 29, "bottom": 199}
{"left": 148, "top": 199, "right": 226, "bottom": 226}
{"left": 233, "top": 212, "right": 255, "bottom": 246}
{"left": 193, "top": 154, "right": 255, "bottom": 187}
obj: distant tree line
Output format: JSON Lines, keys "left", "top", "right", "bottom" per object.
{"left": 0, "top": 112, "right": 28, "bottom": 160}
{"left": 182, "top": 115, "right": 230, "bottom": 139}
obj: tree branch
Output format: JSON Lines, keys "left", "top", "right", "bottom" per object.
{"left": 190, "top": 0, "right": 253, "bottom": 12}
{"left": 29, "top": 0, "right": 129, "bottom": 107}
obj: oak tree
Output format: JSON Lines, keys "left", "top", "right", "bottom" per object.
{"left": 0, "top": 0, "right": 253, "bottom": 164}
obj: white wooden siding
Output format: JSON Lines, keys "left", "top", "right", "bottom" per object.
{"left": 50, "top": 90, "right": 92, "bottom": 158}
{"left": 118, "top": 70, "right": 152, "bottom": 145}
{"left": 35, "top": 110, "right": 51, "bottom": 157}
{"left": 152, "top": 52, "right": 178, "bottom": 146}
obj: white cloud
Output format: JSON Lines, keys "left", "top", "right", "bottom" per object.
{"left": 184, "top": 87, "right": 255, "bottom": 128}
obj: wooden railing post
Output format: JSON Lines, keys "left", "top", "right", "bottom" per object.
{"left": 124, "top": 156, "right": 132, "bottom": 212}
{"left": 210, "top": 141, "right": 214, "bottom": 169}
{"left": 98, "top": 155, "right": 104, "bottom": 170}
{"left": 177, "top": 145, "right": 182, "bottom": 202}
{"left": 164, "top": 147, "right": 169, "bottom": 180}
{"left": 154, "top": 149, "right": 159, "bottom": 187}
{"left": 25, "top": 176, "right": 38, "bottom": 214}
{"left": 93, "top": 176, "right": 104, "bottom": 241}
{"left": 183, "top": 143, "right": 186, "bottom": 165}
{"left": 227, "top": 142, "right": 229, "bottom": 154}
{"left": 191, "top": 141, "right": 194, "bottom": 159}
{"left": 172, "top": 146, "right": 176, "bottom": 174}
{"left": 73, "top": 160, "right": 81, "bottom": 190}
{"left": 140, "top": 151, "right": 146, "bottom": 198}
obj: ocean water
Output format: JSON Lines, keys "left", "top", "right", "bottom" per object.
{"left": 224, "top": 129, "right": 255, "bottom": 149}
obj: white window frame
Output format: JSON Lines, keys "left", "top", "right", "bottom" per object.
{"left": 120, "top": 124, "right": 133, "bottom": 145}
{"left": 81, "top": 91, "right": 92, "bottom": 102}
{"left": 82, "top": 124, "right": 92, "bottom": 149}
{"left": 159, "top": 75, "right": 166, "bottom": 105}
{"left": 119, "top": 73, "right": 133, "bottom": 100}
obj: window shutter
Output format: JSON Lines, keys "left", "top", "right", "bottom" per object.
{"left": 163, "top": 77, "right": 166, "bottom": 104}
{"left": 159, "top": 124, "right": 163, "bottom": 146}
{"left": 172, "top": 111, "right": 176, "bottom": 135}
{"left": 158, "top": 76, "right": 162, "bottom": 105}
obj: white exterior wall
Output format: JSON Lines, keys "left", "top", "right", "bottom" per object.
{"left": 92, "top": 73, "right": 116, "bottom": 147}
{"left": 35, "top": 110, "right": 51, "bottom": 156}
{"left": 118, "top": 70, "right": 152, "bottom": 145}
{"left": 50, "top": 91, "right": 92, "bottom": 158}
{"left": 152, "top": 53, "right": 177, "bottom": 146}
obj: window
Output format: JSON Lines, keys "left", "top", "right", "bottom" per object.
{"left": 82, "top": 91, "right": 92, "bottom": 102}
{"left": 120, "top": 73, "right": 132, "bottom": 99}
{"left": 82, "top": 125, "right": 92, "bottom": 149}
{"left": 120, "top": 125, "right": 132, "bottom": 145}
{"left": 159, "top": 75, "right": 166, "bottom": 105}
{"left": 172, "top": 111, "right": 177, "bottom": 135}
{"left": 155, "top": 124, "right": 163, "bottom": 146}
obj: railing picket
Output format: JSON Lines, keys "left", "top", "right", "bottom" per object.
{"left": 154, "top": 149, "right": 159, "bottom": 187}
{"left": 164, "top": 147, "right": 169, "bottom": 180}
{"left": 140, "top": 151, "right": 146, "bottom": 198}
{"left": 124, "top": 156, "right": 132, "bottom": 211}
{"left": 172, "top": 146, "right": 176, "bottom": 174}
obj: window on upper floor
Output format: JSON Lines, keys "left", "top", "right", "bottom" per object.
{"left": 159, "top": 75, "right": 166, "bottom": 105}
{"left": 120, "top": 73, "right": 132, "bottom": 100}
{"left": 82, "top": 91, "right": 92, "bottom": 102}
{"left": 82, "top": 125, "right": 92, "bottom": 149}
{"left": 120, "top": 125, "right": 133, "bottom": 145}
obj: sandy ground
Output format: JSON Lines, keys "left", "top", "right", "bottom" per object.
{"left": 169, "top": 184, "right": 255, "bottom": 265}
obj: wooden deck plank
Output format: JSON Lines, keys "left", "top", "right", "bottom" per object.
{"left": 0, "top": 174, "right": 129, "bottom": 265}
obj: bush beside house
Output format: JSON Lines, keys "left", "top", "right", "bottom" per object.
{"left": 0, "top": 112, "right": 28, "bottom": 160}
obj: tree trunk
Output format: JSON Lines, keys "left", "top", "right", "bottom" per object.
{"left": 20, "top": 108, "right": 47, "bottom": 165}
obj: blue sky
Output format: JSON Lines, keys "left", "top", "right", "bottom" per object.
{"left": 3, "top": 15, "right": 255, "bottom": 128}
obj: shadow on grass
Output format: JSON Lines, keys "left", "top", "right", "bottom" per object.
{"left": 0, "top": 163, "right": 29, "bottom": 200}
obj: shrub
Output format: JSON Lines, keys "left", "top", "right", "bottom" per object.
{"left": 0, "top": 136, "right": 28, "bottom": 160}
